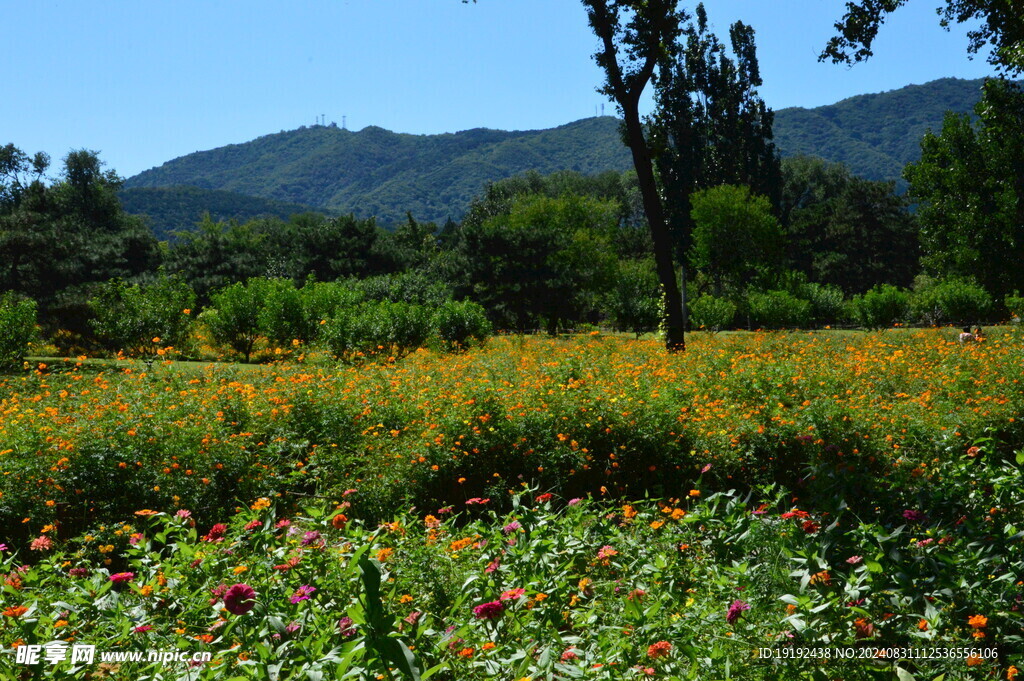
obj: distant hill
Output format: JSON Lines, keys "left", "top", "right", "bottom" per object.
{"left": 773, "top": 77, "right": 985, "bottom": 182}
{"left": 125, "top": 77, "right": 989, "bottom": 225}
{"left": 119, "top": 186, "right": 322, "bottom": 240}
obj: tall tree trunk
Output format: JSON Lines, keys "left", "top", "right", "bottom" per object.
{"left": 621, "top": 108, "right": 686, "bottom": 352}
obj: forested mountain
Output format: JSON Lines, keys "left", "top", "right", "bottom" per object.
{"left": 119, "top": 186, "right": 321, "bottom": 240}
{"left": 773, "top": 77, "right": 986, "bottom": 182}
{"left": 124, "top": 78, "right": 988, "bottom": 226}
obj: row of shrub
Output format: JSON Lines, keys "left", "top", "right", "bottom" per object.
{"left": 689, "top": 278, "right": 1020, "bottom": 331}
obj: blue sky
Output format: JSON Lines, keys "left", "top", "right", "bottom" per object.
{"left": 3, "top": 1, "right": 996, "bottom": 178}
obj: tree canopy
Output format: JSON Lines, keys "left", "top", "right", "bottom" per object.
{"left": 822, "top": 0, "right": 1024, "bottom": 74}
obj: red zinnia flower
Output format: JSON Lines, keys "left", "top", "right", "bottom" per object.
{"left": 472, "top": 601, "right": 504, "bottom": 620}
{"left": 110, "top": 572, "right": 135, "bottom": 583}
{"left": 223, "top": 583, "right": 257, "bottom": 615}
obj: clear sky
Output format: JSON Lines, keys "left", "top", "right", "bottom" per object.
{"left": 3, "top": 1, "right": 996, "bottom": 178}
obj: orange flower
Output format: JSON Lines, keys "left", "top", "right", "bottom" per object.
{"left": 3, "top": 606, "right": 28, "bottom": 618}
{"left": 968, "top": 614, "right": 988, "bottom": 629}
{"left": 966, "top": 653, "right": 984, "bottom": 667}
{"left": 331, "top": 513, "right": 349, "bottom": 530}
{"left": 647, "top": 641, "right": 672, "bottom": 659}
{"left": 458, "top": 647, "right": 474, "bottom": 658}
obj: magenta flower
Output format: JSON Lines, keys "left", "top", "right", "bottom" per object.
{"left": 502, "top": 521, "right": 521, "bottom": 534}
{"left": 68, "top": 567, "right": 89, "bottom": 577}
{"left": 223, "top": 583, "right": 257, "bottom": 615}
{"left": 0, "top": 543, "right": 8, "bottom": 552}
{"left": 133, "top": 625, "right": 153, "bottom": 633}
{"left": 285, "top": 621, "right": 301, "bottom": 634}
{"left": 110, "top": 572, "right": 135, "bottom": 583}
{"left": 338, "top": 616, "right": 357, "bottom": 637}
{"left": 290, "top": 585, "right": 317, "bottom": 604}
{"left": 726, "top": 599, "right": 750, "bottom": 624}
{"left": 301, "top": 531, "right": 322, "bottom": 547}
{"left": 472, "top": 600, "right": 505, "bottom": 620}
{"left": 902, "top": 509, "right": 927, "bottom": 523}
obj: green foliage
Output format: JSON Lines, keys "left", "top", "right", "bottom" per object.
{"left": 119, "top": 185, "right": 322, "bottom": 240}
{"left": 204, "top": 279, "right": 279, "bottom": 362}
{"left": 651, "top": 3, "right": 781, "bottom": 261}
{"left": 797, "top": 281, "right": 846, "bottom": 327}
{"left": 910, "top": 277, "right": 994, "bottom": 326}
{"left": 745, "top": 289, "right": 811, "bottom": 329}
{"left": 0, "top": 292, "right": 37, "bottom": 370}
{"left": 689, "top": 185, "right": 783, "bottom": 295}
{"left": 603, "top": 259, "right": 662, "bottom": 337}
{"left": 688, "top": 294, "right": 737, "bottom": 332}
{"left": 460, "top": 193, "right": 618, "bottom": 333}
{"left": 852, "top": 284, "right": 911, "bottom": 330}
{"left": 905, "top": 78, "right": 1024, "bottom": 298}
{"left": 823, "top": 1, "right": 1024, "bottom": 75}
{"left": 1005, "top": 292, "right": 1024, "bottom": 320}
{"left": 350, "top": 301, "right": 433, "bottom": 360}
{"left": 88, "top": 276, "right": 196, "bottom": 355}
{"left": 0, "top": 147, "right": 161, "bottom": 322}
{"left": 431, "top": 300, "right": 492, "bottom": 352}
{"left": 781, "top": 155, "right": 919, "bottom": 293}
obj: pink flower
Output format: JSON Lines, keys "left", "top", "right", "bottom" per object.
{"left": 175, "top": 510, "right": 192, "bottom": 519}
{"left": 30, "top": 535, "right": 53, "bottom": 552}
{"left": 701, "top": 464, "right": 712, "bottom": 473}
{"left": 726, "top": 599, "right": 750, "bottom": 624}
{"left": 502, "top": 521, "right": 521, "bottom": 534}
{"left": 596, "top": 545, "right": 618, "bottom": 561}
{"left": 499, "top": 588, "right": 525, "bottom": 601}
{"left": 465, "top": 498, "right": 490, "bottom": 506}
{"left": 275, "top": 519, "right": 291, "bottom": 529}
{"left": 290, "top": 585, "right": 316, "bottom": 604}
{"left": 68, "top": 567, "right": 89, "bottom": 577}
{"left": 244, "top": 520, "right": 260, "bottom": 532}
{"left": 484, "top": 557, "right": 501, "bottom": 573}
{"left": 472, "top": 600, "right": 504, "bottom": 620}
{"left": 846, "top": 555, "right": 863, "bottom": 565}
{"left": 223, "top": 583, "right": 257, "bottom": 615}
{"left": 133, "top": 625, "right": 153, "bottom": 633}
{"left": 338, "top": 616, "right": 357, "bottom": 637}
{"left": 110, "top": 572, "right": 135, "bottom": 583}
{"left": 568, "top": 498, "right": 582, "bottom": 506}
{"left": 404, "top": 611, "right": 421, "bottom": 626}
{"left": 0, "top": 543, "right": 8, "bottom": 552}
{"left": 301, "top": 531, "right": 322, "bottom": 547}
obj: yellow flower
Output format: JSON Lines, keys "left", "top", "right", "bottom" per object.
{"left": 233, "top": 566, "right": 248, "bottom": 575}
{"left": 688, "top": 489, "right": 701, "bottom": 498}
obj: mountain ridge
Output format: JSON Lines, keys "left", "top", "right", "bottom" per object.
{"left": 125, "top": 77, "right": 989, "bottom": 227}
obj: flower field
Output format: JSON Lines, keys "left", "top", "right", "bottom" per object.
{"left": 1, "top": 330, "right": 1023, "bottom": 679}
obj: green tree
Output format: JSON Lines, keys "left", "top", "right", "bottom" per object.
{"left": 603, "top": 258, "right": 662, "bottom": 337}
{"left": 781, "top": 156, "right": 919, "bottom": 293}
{"left": 688, "top": 184, "right": 783, "bottom": 296}
{"left": 650, "top": 3, "right": 781, "bottom": 261}
{"left": 89, "top": 276, "right": 196, "bottom": 355}
{"left": 904, "top": 78, "right": 1024, "bottom": 297}
{"left": 459, "top": 194, "right": 618, "bottom": 333}
{"left": 582, "top": 0, "right": 689, "bottom": 351}
{"left": 822, "top": 0, "right": 1024, "bottom": 75}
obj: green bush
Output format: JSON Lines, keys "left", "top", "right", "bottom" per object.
{"left": 325, "top": 301, "right": 434, "bottom": 361}
{"left": 0, "top": 293, "right": 38, "bottom": 371}
{"left": 256, "top": 278, "right": 306, "bottom": 346}
{"left": 911, "top": 278, "right": 993, "bottom": 326}
{"left": 431, "top": 299, "right": 492, "bottom": 351}
{"left": 353, "top": 271, "right": 452, "bottom": 307}
{"left": 300, "top": 280, "right": 363, "bottom": 341}
{"left": 689, "top": 295, "right": 736, "bottom": 332}
{"left": 88, "top": 276, "right": 196, "bottom": 355}
{"left": 1004, "top": 292, "right": 1024, "bottom": 321}
{"left": 852, "top": 284, "right": 911, "bottom": 330}
{"left": 745, "top": 290, "right": 811, "bottom": 329}
{"left": 603, "top": 259, "right": 661, "bottom": 337}
{"left": 204, "top": 279, "right": 276, "bottom": 362}
{"left": 799, "top": 282, "right": 846, "bottom": 327}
